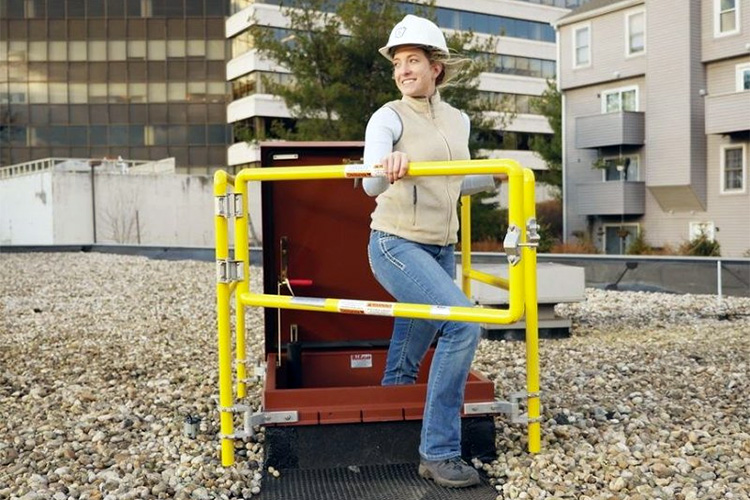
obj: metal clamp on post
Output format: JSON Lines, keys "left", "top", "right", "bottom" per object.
{"left": 503, "top": 225, "right": 522, "bottom": 266}
{"left": 463, "top": 391, "right": 543, "bottom": 425}
{"left": 219, "top": 408, "right": 299, "bottom": 440}
{"left": 509, "top": 391, "right": 543, "bottom": 425}
{"left": 219, "top": 404, "right": 253, "bottom": 414}
{"left": 216, "top": 259, "right": 243, "bottom": 283}
{"left": 215, "top": 193, "right": 243, "bottom": 218}
{"left": 524, "top": 218, "right": 540, "bottom": 248}
{"left": 504, "top": 219, "right": 540, "bottom": 266}
{"left": 239, "top": 360, "right": 267, "bottom": 385}
{"left": 245, "top": 410, "right": 299, "bottom": 437}
{"left": 464, "top": 400, "right": 520, "bottom": 423}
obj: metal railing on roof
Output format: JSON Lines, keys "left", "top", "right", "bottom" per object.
{"left": 0, "top": 157, "right": 152, "bottom": 180}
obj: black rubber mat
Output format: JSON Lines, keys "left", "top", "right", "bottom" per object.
{"left": 257, "top": 463, "right": 498, "bottom": 500}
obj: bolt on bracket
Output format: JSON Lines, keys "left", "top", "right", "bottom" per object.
{"left": 216, "top": 259, "right": 243, "bottom": 283}
{"left": 215, "top": 193, "right": 243, "bottom": 218}
{"left": 503, "top": 225, "right": 522, "bottom": 266}
{"left": 244, "top": 410, "right": 299, "bottom": 437}
{"left": 525, "top": 218, "right": 541, "bottom": 247}
{"left": 464, "top": 390, "right": 542, "bottom": 425}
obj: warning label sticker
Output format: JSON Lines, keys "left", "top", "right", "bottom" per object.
{"left": 338, "top": 300, "right": 394, "bottom": 316}
{"left": 338, "top": 300, "right": 366, "bottom": 314}
{"left": 430, "top": 305, "right": 452, "bottom": 316}
{"left": 351, "top": 354, "right": 373, "bottom": 369}
{"left": 343, "top": 164, "right": 385, "bottom": 178}
{"left": 344, "top": 164, "right": 372, "bottom": 178}
{"left": 363, "top": 301, "right": 395, "bottom": 316}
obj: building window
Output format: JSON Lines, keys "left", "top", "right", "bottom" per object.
{"left": 601, "top": 86, "right": 638, "bottom": 113}
{"left": 478, "top": 92, "right": 540, "bottom": 115}
{"left": 483, "top": 53, "right": 556, "bottom": 79}
{"left": 689, "top": 222, "right": 716, "bottom": 242}
{"left": 714, "top": 0, "right": 740, "bottom": 37}
{"left": 601, "top": 155, "right": 639, "bottom": 182}
{"left": 721, "top": 144, "right": 746, "bottom": 193}
{"left": 573, "top": 24, "right": 591, "bottom": 68}
{"left": 737, "top": 63, "right": 750, "bottom": 92}
{"left": 626, "top": 10, "right": 645, "bottom": 56}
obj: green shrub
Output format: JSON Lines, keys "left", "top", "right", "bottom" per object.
{"left": 679, "top": 231, "right": 721, "bottom": 257}
{"left": 550, "top": 231, "right": 599, "bottom": 254}
{"left": 626, "top": 231, "right": 653, "bottom": 255}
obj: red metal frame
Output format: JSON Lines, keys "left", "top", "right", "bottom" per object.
{"left": 264, "top": 350, "right": 495, "bottom": 426}
{"left": 259, "top": 142, "right": 496, "bottom": 427}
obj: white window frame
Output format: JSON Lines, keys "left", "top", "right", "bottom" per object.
{"left": 573, "top": 23, "right": 591, "bottom": 69}
{"left": 601, "top": 85, "right": 639, "bottom": 113}
{"left": 714, "top": 0, "right": 740, "bottom": 37}
{"left": 600, "top": 154, "right": 640, "bottom": 182}
{"left": 689, "top": 222, "right": 716, "bottom": 242}
{"left": 720, "top": 143, "right": 746, "bottom": 194}
{"left": 625, "top": 9, "right": 646, "bottom": 58}
{"left": 737, "top": 63, "right": 750, "bottom": 92}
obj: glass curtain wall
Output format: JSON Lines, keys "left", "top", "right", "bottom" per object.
{"left": 0, "top": 0, "right": 230, "bottom": 173}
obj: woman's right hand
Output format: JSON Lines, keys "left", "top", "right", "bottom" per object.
{"left": 381, "top": 152, "right": 409, "bottom": 184}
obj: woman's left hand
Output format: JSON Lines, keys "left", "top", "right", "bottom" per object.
{"left": 381, "top": 152, "right": 409, "bottom": 184}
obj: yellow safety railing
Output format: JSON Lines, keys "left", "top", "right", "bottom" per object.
{"left": 214, "top": 159, "right": 541, "bottom": 466}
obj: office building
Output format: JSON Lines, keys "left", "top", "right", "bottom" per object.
{"left": 0, "top": 0, "right": 230, "bottom": 173}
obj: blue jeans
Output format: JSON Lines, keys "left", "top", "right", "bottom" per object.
{"left": 368, "top": 230, "right": 481, "bottom": 461}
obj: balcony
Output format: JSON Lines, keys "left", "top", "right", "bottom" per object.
{"left": 576, "top": 181, "right": 645, "bottom": 216}
{"left": 705, "top": 92, "right": 750, "bottom": 135}
{"left": 227, "top": 94, "right": 289, "bottom": 123}
{"left": 575, "top": 112, "right": 645, "bottom": 149}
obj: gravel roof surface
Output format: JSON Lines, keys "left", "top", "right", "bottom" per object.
{"left": 1, "top": 253, "right": 748, "bottom": 500}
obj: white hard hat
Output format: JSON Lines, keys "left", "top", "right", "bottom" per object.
{"left": 378, "top": 14, "right": 449, "bottom": 61}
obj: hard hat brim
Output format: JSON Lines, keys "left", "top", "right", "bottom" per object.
{"left": 378, "top": 45, "right": 392, "bottom": 60}
{"left": 378, "top": 44, "right": 449, "bottom": 61}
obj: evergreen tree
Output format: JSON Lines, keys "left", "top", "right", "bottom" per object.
{"left": 529, "top": 80, "right": 562, "bottom": 196}
{"left": 251, "top": 0, "right": 516, "bottom": 245}
{"left": 249, "top": 0, "right": 512, "bottom": 152}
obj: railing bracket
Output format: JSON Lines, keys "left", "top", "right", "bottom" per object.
{"left": 503, "top": 225, "right": 522, "bottom": 266}
{"left": 215, "top": 193, "right": 243, "bottom": 218}
{"left": 216, "top": 259, "right": 243, "bottom": 283}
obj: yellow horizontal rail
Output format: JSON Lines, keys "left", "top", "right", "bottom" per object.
{"left": 468, "top": 269, "right": 510, "bottom": 291}
{"left": 239, "top": 293, "right": 523, "bottom": 325}
{"left": 235, "top": 158, "right": 524, "bottom": 183}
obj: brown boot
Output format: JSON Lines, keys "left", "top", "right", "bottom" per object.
{"left": 418, "top": 457, "right": 480, "bottom": 488}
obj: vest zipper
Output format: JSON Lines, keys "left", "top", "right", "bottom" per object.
{"left": 427, "top": 98, "right": 456, "bottom": 245}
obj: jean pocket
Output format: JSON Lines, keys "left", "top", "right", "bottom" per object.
{"left": 377, "top": 233, "right": 406, "bottom": 271}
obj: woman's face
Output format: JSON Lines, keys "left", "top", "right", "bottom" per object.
{"left": 391, "top": 46, "right": 442, "bottom": 98}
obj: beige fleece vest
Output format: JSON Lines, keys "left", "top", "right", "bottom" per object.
{"left": 370, "top": 93, "right": 470, "bottom": 245}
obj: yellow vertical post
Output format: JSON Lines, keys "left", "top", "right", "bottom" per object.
{"left": 234, "top": 178, "right": 250, "bottom": 399}
{"left": 506, "top": 162, "right": 525, "bottom": 324}
{"left": 522, "top": 168, "right": 541, "bottom": 453}
{"left": 214, "top": 171, "right": 235, "bottom": 466}
{"left": 460, "top": 195, "right": 472, "bottom": 298}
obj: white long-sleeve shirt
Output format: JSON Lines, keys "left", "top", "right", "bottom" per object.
{"left": 362, "top": 106, "right": 496, "bottom": 197}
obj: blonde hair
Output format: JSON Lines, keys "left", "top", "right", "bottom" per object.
{"left": 424, "top": 48, "right": 470, "bottom": 88}
{"left": 389, "top": 45, "right": 470, "bottom": 88}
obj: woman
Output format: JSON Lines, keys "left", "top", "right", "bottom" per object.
{"left": 362, "top": 14, "right": 500, "bottom": 488}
